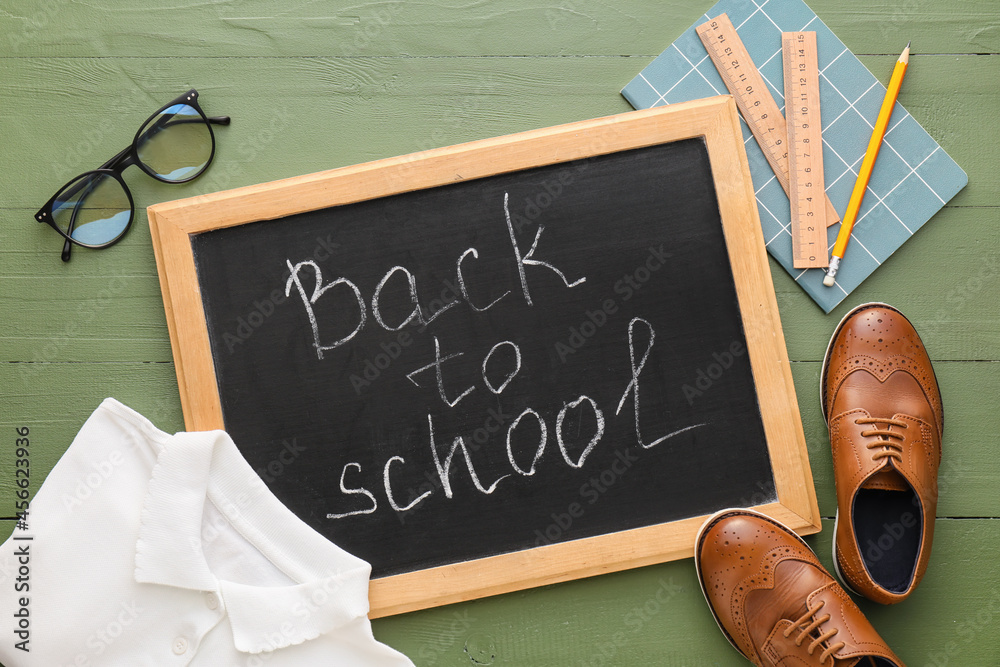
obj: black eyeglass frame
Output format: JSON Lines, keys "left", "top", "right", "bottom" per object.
{"left": 35, "top": 89, "right": 230, "bottom": 261}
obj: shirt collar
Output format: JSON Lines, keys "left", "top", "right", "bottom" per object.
{"left": 122, "top": 403, "right": 372, "bottom": 654}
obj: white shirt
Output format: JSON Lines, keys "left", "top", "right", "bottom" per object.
{"left": 0, "top": 398, "right": 414, "bottom": 667}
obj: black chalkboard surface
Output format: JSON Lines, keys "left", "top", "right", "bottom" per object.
{"left": 193, "top": 138, "right": 772, "bottom": 577}
{"left": 149, "top": 98, "right": 819, "bottom": 616}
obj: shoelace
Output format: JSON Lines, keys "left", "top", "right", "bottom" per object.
{"left": 782, "top": 599, "right": 847, "bottom": 664}
{"left": 855, "top": 416, "right": 907, "bottom": 464}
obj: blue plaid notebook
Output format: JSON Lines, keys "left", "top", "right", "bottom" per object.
{"left": 621, "top": 0, "right": 967, "bottom": 312}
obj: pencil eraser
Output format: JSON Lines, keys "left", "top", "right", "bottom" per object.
{"left": 822, "top": 274, "right": 836, "bottom": 287}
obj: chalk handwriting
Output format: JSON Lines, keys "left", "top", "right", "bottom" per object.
{"left": 285, "top": 192, "right": 587, "bottom": 358}
{"left": 616, "top": 317, "right": 706, "bottom": 448}
{"left": 503, "top": 191, "right": 586, "bottom": 306}
{"left": 285, "top": 259, "right": 366, "bottom": 360}
{"left": 325, "top": 317, "right": 709, "bottom": 521}
{"left": 457, "top": 248, "right": 509, "bottom": 312}
{"left": 326, "top": 462, "right": 378, "bottom": 519}
{"left": 482, "top": 341, "right": 522, "bottom": 394}
{"left": 384, "top": 456, "right": 433, "bottom": 512}
{"left": 279, "top": 196, "right": 710, "bottom": 522}
{"left": 373, "top": 265, "right": 459, "bottom": 331}
{"left": 556, "top": 395, "right": 606, "bottom": 468}
{"left": 506, "top": 408, "right": 547, "bottom": 476}
{"left": 428, "top": 414, "right": 509, "bottom": 498}
{"left": 406, "top": 336, "right": 476, "bottom": 408}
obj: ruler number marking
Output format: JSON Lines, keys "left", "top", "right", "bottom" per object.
{"left": 696, "top": 15, "right": 840, "bottom": 239}
{"left": 782, "top": 30, "right": 830, "bottom": 268}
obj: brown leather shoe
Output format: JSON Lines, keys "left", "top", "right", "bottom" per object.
{"left": 696, "top": 509, "right": 905, "bottom": 666}
{"left": 822, "top": 303, "right": 942, "bottom": 604}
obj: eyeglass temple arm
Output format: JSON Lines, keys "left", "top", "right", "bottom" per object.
{"left": 61, "top": 235, "right": 74, "bottom": 262}
{"left": 133, "top": 114, "right": 231, "bottom": 149}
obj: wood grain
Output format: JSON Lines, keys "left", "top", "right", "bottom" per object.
{"left": 0, "top": 0, "right": 996, "bottom": 662}
{"left": 0, "top": 1, "right": 995, "bottom": 57}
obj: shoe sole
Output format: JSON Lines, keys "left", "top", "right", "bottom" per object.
{"left": 694, "top": 508, "right": 817, "bottom": 664}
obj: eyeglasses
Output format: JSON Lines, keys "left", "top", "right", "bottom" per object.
{"left": 35, "top": 89, "right": 230, "bottom": 261}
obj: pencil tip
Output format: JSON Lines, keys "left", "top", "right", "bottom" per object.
{"left": 900, "top": 41, "right": 910, "bottom": 63}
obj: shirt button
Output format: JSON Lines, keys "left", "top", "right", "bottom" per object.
{"left": 172, "top": 637, "right": 188, "bottom": 655}
{"left": 205, "top": 592, "right": 219, "bottom": 610}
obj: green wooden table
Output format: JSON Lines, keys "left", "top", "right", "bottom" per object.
{"left": 2, "top": 1, "right": 997, "bottom": 664}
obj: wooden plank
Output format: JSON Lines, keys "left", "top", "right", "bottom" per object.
{"left": 3, "top": 358, "right": 997, "bottom": 536}
{"left": 0, "top": 0, "right": 995, "bottom": 58}
{"left": 4, "top": 207, "right": 996, "bottom": 363}
{"left": 0, "top": 57, "right": 636, "bottom": 213}
{"left": 0, "top": 56, "right": 993, "bottom": 212}
{"left": 774, "top": 205, "right": 1000, "bottom": 363}
{"left": 3, "top": 383, "right": 996, "bottom": 657}
{"left": 0, "top": 0, "right": 996, "bottom": 662}
{"left": 0, "top": 364, "right": 185, "bottom": 433}
{"left": 371, "top": 518, "right": 1000, "bottom": 665}
{"left": 0, "top": 277, "right": 173, "bottom": 363}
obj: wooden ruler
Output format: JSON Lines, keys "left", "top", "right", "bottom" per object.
{"left": 696, "top": 14, "right": 839, "bottom": 230}
{"left": 783, "top": 31, "right": 828, "bottom": 268}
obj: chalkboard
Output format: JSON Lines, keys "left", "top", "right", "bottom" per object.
{"left": 149, "top": 97, "right": 819, "bottom": 617}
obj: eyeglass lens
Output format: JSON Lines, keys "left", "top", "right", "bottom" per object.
{"left": 52, "top": 172, "right": 131, "bottom": 246}
{"left": 136, "top": 103, "right": 213, "bottom": 182}
{"left": 51, "top": 101, "right": 215, "bottom": 248}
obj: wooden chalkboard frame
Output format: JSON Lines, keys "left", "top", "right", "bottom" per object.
{"left": 148, "top": 95, "right": 820, "bottom": 618}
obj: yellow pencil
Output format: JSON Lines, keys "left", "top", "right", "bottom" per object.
{"left": 823, "top": 42, "right": 910, "bottom": 287}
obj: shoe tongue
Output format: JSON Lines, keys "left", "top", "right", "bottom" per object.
{"left": 861, "top": 465, "right": 909, "bottom": 492}
{"left": 771, "top": 561, "right": 830, "bottom": 620}
{"left": 855, "top": 412, "right": 910, "bottom": 492}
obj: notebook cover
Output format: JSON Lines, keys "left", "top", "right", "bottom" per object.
{"left": 621, "top": 0, "right": 968, "bottom": 312}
